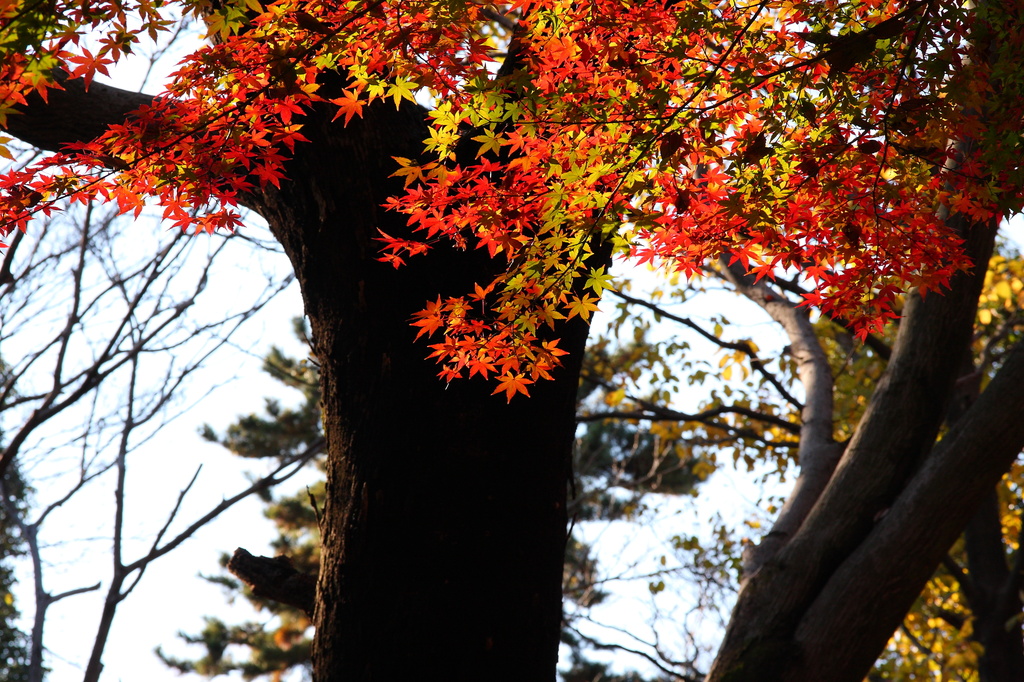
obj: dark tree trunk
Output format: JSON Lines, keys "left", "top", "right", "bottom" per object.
{"left": 5, "top": 83, "right": 590, "bottom": 680}
{"left": 706, "top": 214, "right": 1024, "bottom": 682}
{"left": 248, "top": 100, "right": 589, "bottom": 681}
{"left": 964, "top": 491, "right": 1024, "bottom": 682}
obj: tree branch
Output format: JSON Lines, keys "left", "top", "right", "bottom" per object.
{"left": 579, "top": 405, "right": 800, "bottom": 436}
{"left": 567, "top": 624, "right": 702, "bottom": 682}
{"left": 709, "top": 197, "right": 999, "bottom": 679}
{"left": 610, "top": 289, "right": 803, "bottom": 409}
{"left": 714, "top": 259, "right": 842, "bottom": 578}
{"left": 832, "top": 317, "right": 892, "bottom": 361}
{"left": 49, "top": 582, "right": 101, "bottom": 603}
{"left": 794, "top": 335, "right": 1024, "bottom": 677}
{"left": 226, "top": 547, "right": 318, "bottom": 616}
{"left": 2, "top": 73, "right": 154, "bottom": 154}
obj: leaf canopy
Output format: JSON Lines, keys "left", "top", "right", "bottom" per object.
{"left": 1, "top": 0, "right": 1022, "bottom": 393}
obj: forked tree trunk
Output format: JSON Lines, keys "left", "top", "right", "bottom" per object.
{"left": 703, "top": 209, "right": 1024, "bottom": 682}
{"left": 248, "top": 101, "right": 589, "bottom": 681}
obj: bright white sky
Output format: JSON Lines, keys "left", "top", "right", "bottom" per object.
{"left": 7, "top": 225, "right": 310, "bottom": 682}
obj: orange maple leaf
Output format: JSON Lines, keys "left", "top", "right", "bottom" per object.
{"left": 491, "top": 372, "right": 533, "bottom": 402}
{"left": 330, "top": 90, "right": 364, "bottom": 126}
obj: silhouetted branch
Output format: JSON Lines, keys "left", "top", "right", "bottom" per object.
{"left": 227, "top": 547, "right": 318, "bottom": 616}
{"left": 610, "top": 290, "right": 803, "bottom": 409}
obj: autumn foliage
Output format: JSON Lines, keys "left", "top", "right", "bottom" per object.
{"left": 1, "top": 0, "right": 1022, "bottom": 395}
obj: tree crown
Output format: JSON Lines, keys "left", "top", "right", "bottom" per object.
{"left": 1, "top": 0, "right": 1021, "bottom": 394}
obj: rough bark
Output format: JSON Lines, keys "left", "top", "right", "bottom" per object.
{"left": 4, "top": 81, "right": 587, "bottom": 681}
{"left": 247, "top": 99, "right": 589, "bottom": 681}
{"left": 706, "top": 215, "right": 1004, "bottom": 682}
{"left": 790, "top": 338, "right": 1024, "bottom": 680}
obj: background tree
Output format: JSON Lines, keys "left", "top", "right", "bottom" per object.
{"left": 0, "top": 192, "right": 306, "bottom": 682}
{"left": 0, "top": 460, "right": 31, "bottom": 682}
{"left": 567, "top": 242, "right": 1024, "bottom": 681}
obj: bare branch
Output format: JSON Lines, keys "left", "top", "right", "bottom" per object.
{"left": 122, "top": 441, "right": 323, "bottom": 574}
{"left": 120, "top": 465, "right": 203, "bottom": 598}
{"left": 567, "top": 624, "right": 702, "bottom": 681}
{"left": 49, "top": 582, "right": 101, "bottom": 603}
{"left": 610, "top": 289, "right": 803, "bottom": 409}
{"left": 579, "top": 406, "right": 801, "bottom": 436}
{"left": 714, "top": 259, "right": 842, "bottom": 577}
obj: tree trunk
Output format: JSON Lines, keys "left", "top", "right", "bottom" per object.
{"left": 964, "top": 491, "right": 1024, "bottom": 682}
{"left": 248, "top": 100, "right": 589, "bottom": 681}
{"left": 5, "top": 81, "right": 590, "bottom": 680}
{"left": 705, "top": 225, "right": 1024, "bottom": 681}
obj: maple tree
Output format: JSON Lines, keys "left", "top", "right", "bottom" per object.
{"left": 2, "top": 0, "right": 1024, "bottom": 680}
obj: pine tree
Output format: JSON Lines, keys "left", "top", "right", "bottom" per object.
{"left": 0, "top": 459, "right": 32, "bottom": 682}
{"left": 159, "top": 319, "right": 321, "bottom": 681}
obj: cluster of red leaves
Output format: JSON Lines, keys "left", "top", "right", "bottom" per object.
{"left": 0, "top": 0, "right": 496, "bottom": 236}
{"left": 0, "top": 0, "right": 169, "bottom": 119}
{"left": 381, "top": 0, "right": 1022, "bottom": 383}
{"left": 1, "top": 0, "right": 1022, "bottom": 397}
{"left": 0, "top": 0, "right": 174, "bottom": 237}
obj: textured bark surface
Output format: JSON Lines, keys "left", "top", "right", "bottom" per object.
{"left": 943, "top": 361, "right": 1024, "bottom": 682}
{"left": 248, "top": 100, "right": 589, "bottom": 681}
{"left": 706, "top": 217, "right": 1009, "bottom": 682}
{"left": 5, "top": 84, "right": 586, "bottom": 681}
{"left": 790, "top": 338, "right": 1024, "bottom": 680}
